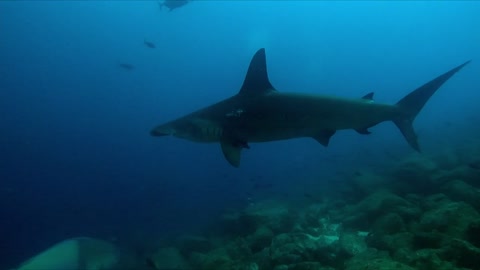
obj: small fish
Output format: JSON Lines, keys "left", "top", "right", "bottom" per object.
{"left": 353, "top": 171, "right": 363, "bottom": 177}
{"left": 252, "top": 182, "right": 273, "bottom": 190}
{"left": 468, "top": 161, "right": 480, "bottom": 170}
{"left": 304, "top": 192, "right": 313, "bottom": 199}
{"left": 118, "top": 63, "right": 134, "bottom": 70}
{"left": 144, "top": 40, "right": 156, "bottom": 49}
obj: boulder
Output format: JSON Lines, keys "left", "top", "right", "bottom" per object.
{"left": 339, "top": 232, "right": 367, "bottom": 256}
{"left": 221, "top": 200, "right": 296, "bottom": 236}
{"left": 248, "top": 225, "right": 274, "bottom": 253}
{"left": 344, "top": 249, "right": 413, "bottom": 270}
{"left": 150, "top": 247, "right": 191, "bottom": 270}
{"left": 269, "top": 233, "right": 340, "bottom": 267}
{"left": 417, "top": 201, "right": 480, "bottom": 238}
{"left": 176, "top": 235, "right": 212, "bottom": 256}
{"left": 441, "top": 179, "right": 480, "bottom": 209}
{"left": 342, "top": 190, "right": 420, "bottom": 229}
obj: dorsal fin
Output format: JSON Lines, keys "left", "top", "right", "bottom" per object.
{"left": 239, "top": 48, "right": 275, "bottom": 96}
{"left": 362, "top": 92, "right": 374, "bottom": 100}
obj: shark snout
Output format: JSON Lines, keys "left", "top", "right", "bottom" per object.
{"left": 150, "top": 125, "right": 174, "bottom": 137}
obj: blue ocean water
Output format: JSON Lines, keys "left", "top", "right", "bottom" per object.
{"left": 0, "top": 1, "right": 479, "bottom": 268}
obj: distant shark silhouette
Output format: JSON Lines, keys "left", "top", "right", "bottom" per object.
{"left": 13, "top": 237, "right": 120, "bottom": 270}
{"left": 151, "top": 48, "right": 470, "bottom": 167}
{"left": 158, "top": 0, "right": 189, "bottom": 11}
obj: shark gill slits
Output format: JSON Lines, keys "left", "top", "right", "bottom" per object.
{"left": 202, "top": 127, "right": 222, "bottom": 139}
{"left": 201, "top": 127, "right": 208, "bottom": 137}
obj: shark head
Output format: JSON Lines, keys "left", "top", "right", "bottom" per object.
{"left": 150, "top": 48, "right": 274, "bottom": 167}
{"left": 151, "top": 117, "right": 223, "bottom": 143}
{"left": 150, "top": 123, "right": 175, "bottom": 137}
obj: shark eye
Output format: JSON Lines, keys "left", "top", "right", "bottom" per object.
{"left": 226, "top": 108, "right": 245, "bottom": 118}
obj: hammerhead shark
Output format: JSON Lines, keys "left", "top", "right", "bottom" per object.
{"left": 151, "top": 48, "right": 469, "bottom": 167}
{"left": 12, "top": 237, "right": 120, "bottom": 270}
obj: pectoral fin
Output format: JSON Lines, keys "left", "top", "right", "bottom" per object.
{"left": 313, "top": 130, "right": 336, "bottom": 147}
{"left": 355, "top": 128, "right": 372, "bottom": 135}
{"left": 221, "top": 140, "right": 243, "bottom": 167}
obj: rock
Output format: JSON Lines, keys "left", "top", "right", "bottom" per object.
{"left": 344, "top": 249, "right": 406, "bottom": 270}
{"left": 366, "top": 232, "right": 413, "bottom": 252}
{"left": 150, "top": 247, "right": 191, "bottom": 270}
{"left": 441, "top": 179, "right": 480, "bottom": 209}
{"left": 243, "top": 201, "right": 297, "bottom": 234}
{"left": 389, "top": 154, "right": 440, "bottom": 195}
{"left": 440, "top": 238, "right": 480, "bottom": 269}
{"left": 466, "top": 219, "right": 480, "bottom": 247}
{"left": 350, "top": 170, "right": 391, "bottom": 196}
{"left": 302, "top": 203, "right": 329, "bottom": 228}
{"left": 412, "top": 231, "right": 443, "bottom": 249}
{"left": 288, "top": 262, "right": 335, "bottom": 270}
{"left": 345, "top": 257, "right": 415, "bottom": 270}
{"left": 225, "top": 237, "right": 252, "bottom": 260}
{"left": 251, "top": 247, "right": 272, "bottom": 270}
{"left": 418, "top": 201, "right": 480, "bottom": 238}
{"left": 371, "top": 213, "right": 406, "bottom": 235}
{"left": 176, "top": 235, "right": 212, "bottom": 256}
{"left": 422, "top": 193, "right": 451, "bottom": 211}
{"left": 248, "top": 225, "right": 274, "bottom": 253}
{"left": 383, "top": 232, "right": 414, "bottom": 251}
{"left": 221, "top": 200, "right": 296, "bottom": 236}
{"left": 342, "top": 190, "right": 419, "bottom": 229}
{"left": 435, "top": 166, "right": 480, "bottom": 188}
{"left": 234, "top": 262, "right": 260, "bottom": 270}
{"left": 192, "top": 247, "right": 232, "bottom": 270}
{"left": 339, "top": 232, "right": 367, "bottom": 256}
{"left": 405, "top": 248, "right": 458, "bottom": 270}
{"left": 269, "top": 233, "right": 340, "bottom": 267}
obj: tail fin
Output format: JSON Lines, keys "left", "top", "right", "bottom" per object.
{"left": 394, "top": 60, "right": 470, "bottom": 151}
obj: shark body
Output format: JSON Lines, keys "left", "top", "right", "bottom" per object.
{"left": 151, "top": 49, "right": 469, "bottom": 167}
{"left": 14, "top": 237, "right": 120, "bottom": 270}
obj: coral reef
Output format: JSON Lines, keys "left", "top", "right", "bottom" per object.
{"left": 147, "top": 146, "right": 480, "bottom": 270}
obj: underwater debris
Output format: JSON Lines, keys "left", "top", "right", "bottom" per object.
{"left": 118, "top": 63, "right": 135, "bottom": 70}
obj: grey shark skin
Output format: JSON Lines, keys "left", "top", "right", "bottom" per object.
{"left": 13, "top": 237, "right": 120, "bottom": 270}
{"left": 151, "top": 48, "right": 470, "bottom": 167}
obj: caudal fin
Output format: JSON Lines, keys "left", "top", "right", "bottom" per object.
{"left": 394, "top": 60, "right": 470, "bottom": 151}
